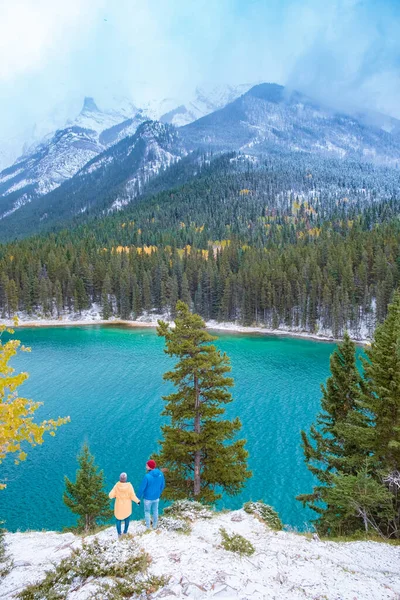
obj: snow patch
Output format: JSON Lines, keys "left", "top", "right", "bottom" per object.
{"left": 2, "top": 509, "right": 399, "bottom": 599}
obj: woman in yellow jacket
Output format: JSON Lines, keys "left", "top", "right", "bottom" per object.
{"left": 109, "top": 472, "right": 140, "bottom": 536}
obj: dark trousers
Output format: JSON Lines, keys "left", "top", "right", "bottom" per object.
{"left": 116, "top": 515, "right": 130, "bottom": 536}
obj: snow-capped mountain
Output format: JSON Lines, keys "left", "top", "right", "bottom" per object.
{"left": 2, "top": 81, "right": 400, "bottom": 238}
{"left": 0, "top": 98, "right": 147, "bottom": 221}
{"left": 0, "top": 121, "right": 185, "bottom": 237}
{"left": 0, "top": 85, "right": 253, "bottom": 223}
{"left": 156, "top": 83, "right": 255, "bottom": 127}
{"left": 183, "top": 83, "right": 400, "bottom": 166}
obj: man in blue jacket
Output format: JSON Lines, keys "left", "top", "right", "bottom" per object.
{"left": 137, "top": 459, "right": 165, "bottom": 529}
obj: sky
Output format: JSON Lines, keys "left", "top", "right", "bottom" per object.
{"left": 0, "top": 0, "right": 399, "bottom": 161}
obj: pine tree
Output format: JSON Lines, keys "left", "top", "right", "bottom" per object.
{"left": 180, "top": 272, "right": 191, "bottom": 306}
{"left": 101, "top": 274, "right": 112, "bottom": 320}
{"left": 63, "top": 443, "right": 112, "bottom": 532}
{"left": 156, "top": 301, "right": 251, "bottom": 503}
{"left": 324, "top": 462, "right": 395, "bottom": 537}
{"left": 361, "top": 290, "right": 400, "bottom": 537}
{"left": 54, "top": 280, "right": 63, "bottom": 317}
{"left": 362, "top": 290, "right": 400, "bottom": 472}
{"left": 297, "top": 333, "right": 369, "bottom": 534}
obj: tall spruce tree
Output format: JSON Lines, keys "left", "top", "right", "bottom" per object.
{"left": 63, "top": 443, "right": 112, "bottom": 532}
{"left": 156, "top": 301, "right": 251, "bottom": 503}
{"left": 297, "top": 333, "right": 369, "bottom": 534}
{"left": 361, "top": 290, "right": 400, "bottom": 537}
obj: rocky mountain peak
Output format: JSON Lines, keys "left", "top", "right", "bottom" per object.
{"left": 81, "top": 97, "right": 100, "bottom": 114}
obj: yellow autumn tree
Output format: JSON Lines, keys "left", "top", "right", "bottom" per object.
{"left": 0, "top": 320, "right": 69, "bottom": 489}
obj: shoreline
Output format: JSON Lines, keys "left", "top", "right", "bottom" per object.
{"left": 0, "top": 315, "right": 370, "bottom": 345}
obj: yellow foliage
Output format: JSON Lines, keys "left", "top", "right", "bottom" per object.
{"left": 180, "top": 222, "right": 186, "bottom": 229}
{"left": 177, "top": 245, "right": 192, "bottom": 258}
{"left": 239, "top": 189, "right": 251, "bottom": 195}
{"left": 136, "top": 246, "right": 157, "bottom": 255}
{"left": 0, "top": 321, "right": 69, "bottom": 489}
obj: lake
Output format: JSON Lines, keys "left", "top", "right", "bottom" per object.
{"left": 0, "top": 325, "right": 356, "bottom": 532}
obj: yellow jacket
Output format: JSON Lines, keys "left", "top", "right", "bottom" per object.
{"left": 109, "top": 482, "right": 139, "bottom": 520}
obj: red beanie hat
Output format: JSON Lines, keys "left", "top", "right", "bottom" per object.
{"left": 147, "top": 459, "right": 157, "bottom": 470}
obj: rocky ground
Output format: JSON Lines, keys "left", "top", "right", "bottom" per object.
{"left": 1, "top": 505, "right": 399, "bottom": 600}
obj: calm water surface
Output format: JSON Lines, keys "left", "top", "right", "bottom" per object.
{"left": 0, "top": 326, "right": 360, "bottom": 531}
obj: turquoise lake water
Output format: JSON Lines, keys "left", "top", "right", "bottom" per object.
{"left": 0, "top": 326, "right": 360, "bottom": 532}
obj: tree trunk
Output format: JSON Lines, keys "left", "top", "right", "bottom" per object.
{"left": 194, "top": 373, "right": 201, "bottom": 497}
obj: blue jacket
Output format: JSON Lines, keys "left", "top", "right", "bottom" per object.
{"left": 137, "top": 468, "right": 165, "bottom": 501}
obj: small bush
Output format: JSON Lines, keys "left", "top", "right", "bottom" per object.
{"left": 97, "top": 574, "right": 169, "bottom": 599}
{"left": 220, "top": 527, "right": 255, "bottom": 556}
{"left": 243, "top": 501, "right": 283, "bottom": 530}
{"left": 163, "top": 500, "right": 213, "bottom": 521}
{"left": 18, "top": 538, "right": 150, "bottom": 600}
{"left": 158, "top": 516, "right": 191, "bottom": 535}
{"left": 0, "top": 523, "right": 12, "bottom": 578}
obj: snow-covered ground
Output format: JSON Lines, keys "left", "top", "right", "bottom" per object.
{"left": 2, "top": 509, "right": 399, "bottom": 599}
{"left": 0, "top": 307, "right": 370, "bottom": 345}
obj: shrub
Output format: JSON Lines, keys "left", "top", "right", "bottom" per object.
{"left": 97, "top": 574, "right": 169, "bottom": 599}
{"left": 0, "top": 523, "right": 12, "bottom": 578}
{"left": 163, "top": 499, "right": 213, "bottom": 521}
{"left": 158, "top": 516, "right": 191, "bottom": 534}
{"left": 18, "top": 538, "right": 150, "bottom": 600}
{"left": 243, "top": 501, "right": 283, "bottom": 530}
{"left": 219, "top": 527, "right": 255, "bottom": 556}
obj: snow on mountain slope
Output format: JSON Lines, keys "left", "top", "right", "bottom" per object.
{"left": 183, "top": 83, "right": 400, "bottom": 166}
{"left": 0, "top": 126, "right": 104, "bottom": 220}
{"left": 0, "top": 121, "right": 186, "bottom": 235}
{"left": 0, "top": 84, "right": 257, "bottom": 220}
{"left": 159, "top": 83, "right": 255, "bottom": 127}
{"left": 0, "top": 98, "right": 148, "bottom": 221}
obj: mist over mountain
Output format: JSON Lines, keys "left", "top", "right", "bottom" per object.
{"left": 1, "top": 79, "right": 400, "bottom": 240}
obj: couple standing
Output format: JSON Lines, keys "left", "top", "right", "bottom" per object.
{"left": 109, "top": 459, "right": 165, "bottom": 536}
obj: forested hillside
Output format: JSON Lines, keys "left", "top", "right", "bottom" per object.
{"left": 0, "top": 152, "right": 399, "bottom": 337}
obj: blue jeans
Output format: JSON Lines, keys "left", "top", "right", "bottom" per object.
{"left": 144, "top": 499, "right": 159, "bottom": 529}
{"left": 116, "top": 515, "right": 130, "bottom": 536}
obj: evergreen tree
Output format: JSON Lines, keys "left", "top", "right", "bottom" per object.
{"left": 362, "top": 290, "right": 400, "bottom": 472}
{"left": 101, "top": 274, "right": 112, "bottom": 320}
{"left": 63, "top": 443, "right": 112, "bottom": 532}
{"left": 324, "top": 462, "right": 395, "bottom": 537}
{"left": 297, "top": 333, "right": 369, "bottom": 534}
{"left": 361, "top": 290, "right": 400, "bottom": 537}
{"left": 180, "top": 272, "right": 191, "bottom": 306}
{"left": 54, "top": 280, "right": 63, "bottom": 317}
{"left": 156, "top": 301, "right": 251, "bottom": 503}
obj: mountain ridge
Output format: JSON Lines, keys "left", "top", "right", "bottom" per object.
{"left": 1, "top": 81, "right": 400, "bottom": 238}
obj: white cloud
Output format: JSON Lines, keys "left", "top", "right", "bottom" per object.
{"left": 0, "top": 0, "right": 399, "bottom": 169}
{"left": 0, "top": 0, "right": 104, "bottom": 82}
